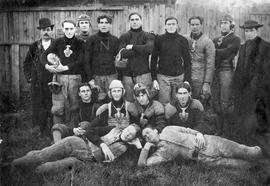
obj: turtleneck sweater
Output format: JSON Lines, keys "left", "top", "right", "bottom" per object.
{"left": 119, "top": 27, "right": 155, "bottom": 76}
{"left": 41, "top": 35, "right": 85, "bottom": 75}
{"left": 151, "top": 31, "right": 191, "bottom": 82}
{"left": 85, "top": 31, "right": 119, "bottom": 81}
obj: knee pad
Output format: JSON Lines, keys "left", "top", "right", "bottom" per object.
{"left": 51, "top": 106, "right": 64, "bottom": 116}
{"left": 51, "top": 123, "right": 70, "bottom": 137}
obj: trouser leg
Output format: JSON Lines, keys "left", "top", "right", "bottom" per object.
{"left": 205, "top": 135, "right": 262, "bottom": 162}
{"left": 191, "top": 80, "right": 203, "bottom": 100}
{"left": 122, "top": 76, "right": 135, "bottom": 102}
{"left": 170, "top": 74, "right": 184, "bottom": 102}
{"left": 66, "top": 75, "right": 81, "bottom": 122}
{"left": 157, "top": 74, "right": 171, "bottom": 105}
{"left": 12, "top": 136, "right": 88, "bottom": 172}
{"left": 35, "top": 157, "right": 82, "bottom": 174}
{"left": 201, "top": 156, "right": 253, "bottom": 169}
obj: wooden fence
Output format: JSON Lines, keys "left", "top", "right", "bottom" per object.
{"left": 0, "top": 3, "right": 270, "bottom": 104}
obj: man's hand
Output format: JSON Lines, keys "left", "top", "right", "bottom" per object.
{"left": 45, "top": 64, "right": 58, "bottom": 73}
{"left": 73, "top": 127, "right": 86, "bottom": 136}
{"left": 89, "top": 79, "right": 95, "bottom": 87}
{"left": 201, "top": 83, "right": 211, "bottom": 98}
{"left": 153, "top": 80, "right": 160, "bottom": 90}
{"left": 144, "top": 142, "right": 155, "bottom": 150}
{"left": 55, "top": 63, "right": 69, "bottom": 73}
{"left": 126, "top": 44, "right": 133, "bottom": 50}
{"left": 195, "top": 133, "right": 205, "bottom": 149}
{"left": 100, "top": 143, "right": 115, "bottom": 162}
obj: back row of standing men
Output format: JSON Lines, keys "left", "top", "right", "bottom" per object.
{"left": 23, "top": 12, "right": 270, "bottom": 137}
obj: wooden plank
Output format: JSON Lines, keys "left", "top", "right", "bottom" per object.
{"left": 4, "top": 46, "right": 10, "bottom": 91}
{"left": 0, "top": 46, "right": 4, "bottom": 90}
{"left": 10, "top": 44, "right": 20, "bottom": 104}
{"left": 19, "top": 45, "right": 30, "bottom": 92}
{"left": 0, "top": 6, "right": 125, "bottom": 12}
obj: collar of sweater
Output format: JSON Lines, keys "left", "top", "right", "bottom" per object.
{"left": 190, "top": 32, "right": 203, "bottom": 40}
{"left": 80, "top": 99, "right": 93, "bottom": 105}
{"left": 64, "top": 35, "right": 76, "bottom": 45}
{"left": 130, "top": 27, "right": 142, "bottom": 32}
{"left": 98, "top": 31, "right": 110, "bottom": 37}
{"left": 165, "top": 31, "right": 178, "bottom": 39}
{"left": 80, "top": 31, "right": 89, "bottom": 36}
{"left": 111, "top": 98, "right": 125, "bottom": 108}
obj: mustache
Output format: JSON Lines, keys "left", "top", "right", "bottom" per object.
{"left": 44, "top": 33, "right": 49, "bottom": 36}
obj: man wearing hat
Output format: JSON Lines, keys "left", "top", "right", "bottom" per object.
{"left": 23, "top": 18, "right": 54, "bottom": 136}
{"left": 133, "top": 82, "right": 166, "bottom": 132}
{"left": 212, "top": 14, "right": 241, "bottom": 135}
{"left": 233, "top": 20, "right": 270, "bottom": 136}
{"left": 77, "top": 14, "right": 92, "bottom": 42}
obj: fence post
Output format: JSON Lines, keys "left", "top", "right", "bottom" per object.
{"left": 10, "top": 44, "right": 20, "bottom": 105}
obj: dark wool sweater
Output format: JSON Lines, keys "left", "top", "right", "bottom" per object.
{"left": 119, "top": 27, "right": 155, "bottom": 76}
{"left": 151, "top": 32, "right": 191, "bottom": 82}
{"left": 165, "top": 99, "right": 209, "bottom": 134}
{"left": 85, "top": 31, "right": 119, "bottom": 81}
{"left": 79, "top": 101, "right": 99, "bottom": 122}
{"left": 134, "top": 100, "right": 166, "bottom": 132}
{"left": 41, "top": 36, "right": 85, "bottom": 75}
{"left": 213, "top": 33, "right": 240, "bottom": 70}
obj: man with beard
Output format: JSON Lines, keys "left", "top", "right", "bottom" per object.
{"left": 118, "top": 12, "right": 155, "bottom": 102}
{"left": 23, "top": 18, "right": 54, "bottom": 136}
{"left": 212, "top": 14, "right": 240, "bottom": 135}
{"left": 151, "top": 17, "right": 191, "bottom": 105}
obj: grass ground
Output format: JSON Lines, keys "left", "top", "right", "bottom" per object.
{"left": 1, "top": 95, "right": 270, "bottom": 186}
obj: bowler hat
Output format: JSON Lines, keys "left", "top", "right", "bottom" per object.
{"left": 240, "top": 20, "right": 263, "bottom": 29}
{"left": 37, "top": 18, "right": 54, "bottom": 29}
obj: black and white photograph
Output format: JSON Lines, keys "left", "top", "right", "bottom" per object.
{"left": 1, "top": 0, "right": 270, "bottom": 185}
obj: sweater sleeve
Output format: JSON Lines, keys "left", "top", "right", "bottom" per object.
{"left": 182, "top": 38, "right": 192, "bottom": 83}
{"left": 167, "top": 125, "right": 198, "bottom": 135}
{"left": 137, "top": 146, "right": 167, "bottom": 167}
{"left": 132, "top": 33, "right": 155, "bottom": 55}
{"left": 204, "top": 39, "right": 215, "bottom": 83}
{"left": 84, "top": 37, "right": 93, "bottom": 81}
{"left": 150, "top": 36, "right": 159, "bottom": 80}
{"left": 215, "top": 37, "right": 240, "bottom": 59}
{"left": 23, "top": 43, "right": 36, "bottom": 81}
{"left": 119, "top": 33, "right": 135, "bottom": 58}
{"left": 67, "top": 40, "right": 85, "bottom": 70}
{"left": 137, "top": 148, "right": 150, "bottom": 167}
{"left": 154, "top": 101, "right": 166, "bottom": 132}
{"left": 84, "top": 126, "right": 114, "bottom": 146}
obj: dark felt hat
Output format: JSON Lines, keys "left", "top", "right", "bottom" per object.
{"left": 37, "top": 18, "right": 54, "bottom": 29}
{"left": 240, "top": 20, "right": 263, "bottom": 29}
